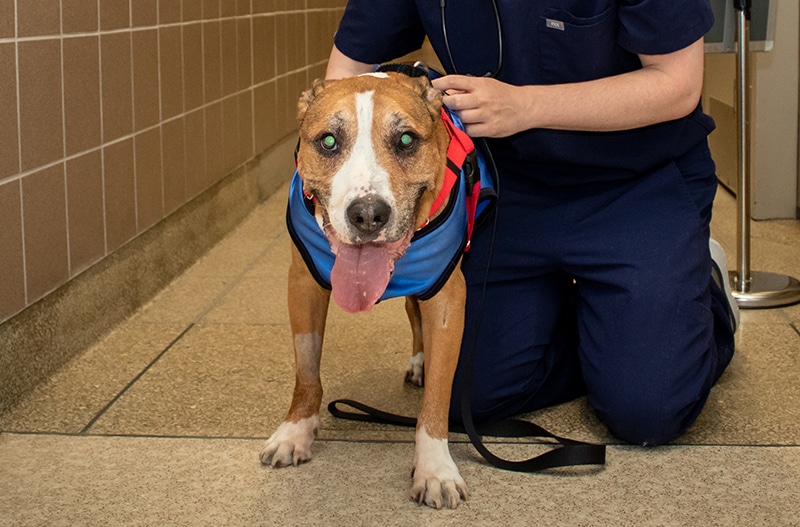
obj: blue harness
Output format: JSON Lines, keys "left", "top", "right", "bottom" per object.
{"left": 286, "top": 107, "right": 495, "bottom": 302}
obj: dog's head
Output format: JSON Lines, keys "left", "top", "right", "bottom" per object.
{"left": 296, "top": 72, "right": 449, "bottom": 243}
{"left": 295, "top": 72, "right": 451, "bottom": 312}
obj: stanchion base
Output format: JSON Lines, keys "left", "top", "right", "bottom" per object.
{"left": 728, "top": 271, "right": 800, "bottom": 309}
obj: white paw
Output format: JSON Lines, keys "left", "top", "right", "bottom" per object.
{"left": 260, "top": 416, "right": 319, "bottom": 468}
{"left": 404, "top": 352, "right": 424, "bottom": 386}
{"left": 410, "top": 427, "right": 468, "bottom": 509}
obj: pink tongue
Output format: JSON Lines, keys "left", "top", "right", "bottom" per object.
{"left": 330, "top": 243, "right": 392, "bottom": 313}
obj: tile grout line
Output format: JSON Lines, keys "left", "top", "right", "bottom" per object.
{"left": 78, "top": 219, "right": 287, "bottom": 434}
{"left": 79, "top": 322, "right": 196, "bottom": 434}
{"left": 188, "top": 230, "right": 288, "bottom": 325}
{"left": 8, "top": 429, "right": 800, "bottom": 449}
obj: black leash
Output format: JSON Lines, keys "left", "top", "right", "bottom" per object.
{"left": 328, "top": 396, "right": 605, "bottom": 472}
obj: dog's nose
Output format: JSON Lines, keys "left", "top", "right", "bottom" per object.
{"left": 346, "top": 195, "right": 391, "bottom": 235}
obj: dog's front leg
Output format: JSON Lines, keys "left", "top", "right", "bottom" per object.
{"left": 261, "top": 245, "right": 330, "bottom": 468}
{"left": 410, "top": 269, "right": 469, "bottom": 509}
{"left": 404, "top": 297, "right": 425, "bottom": 386}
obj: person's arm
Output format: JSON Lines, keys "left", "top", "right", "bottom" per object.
{"left": 432, "top": 38, "right": 705, "bottom": 138}
{"left": 325, "top": 44, "right": 375, "bottom": 79}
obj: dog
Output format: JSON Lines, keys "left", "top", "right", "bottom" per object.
{"left": 260, "top": 70, "right": 478, "bottom": 509}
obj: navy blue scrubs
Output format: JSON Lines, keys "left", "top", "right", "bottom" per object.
{"left": 334, "top": 0, "right": 735, "bottom": 445}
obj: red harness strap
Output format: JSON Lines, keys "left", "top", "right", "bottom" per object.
{"left": 428, "top": 107, "right": 481, "bottom": 250}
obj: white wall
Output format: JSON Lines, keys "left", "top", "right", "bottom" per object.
{"left": 703, "top": 0, "right": 799, "bottom": 219}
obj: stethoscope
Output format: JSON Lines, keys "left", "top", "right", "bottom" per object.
{"left": 440, "top": 0, "right": 504, "bottom": 77}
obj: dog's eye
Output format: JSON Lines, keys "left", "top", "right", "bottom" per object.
{"left": 320, "top": 134, "right": 338, "bottom": 151}
{"left": 397, "top": 132, "right": 416, "bottom": 151}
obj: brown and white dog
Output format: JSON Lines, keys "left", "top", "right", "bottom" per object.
{"left": 260, "top": 72, "right": 469, "bottom": 509}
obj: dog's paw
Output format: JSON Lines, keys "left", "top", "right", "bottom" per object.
{"left": 404, "top": 351, "right": 424, "bottom": 387}
{"left": 410, "top": 429, "right": 468, "bottom": 509}
{"left": 260, "top": 416, "right": 319, "bottom": 468}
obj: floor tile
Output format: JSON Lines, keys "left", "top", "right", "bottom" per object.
{"left": 0, "top": 323, "right": 187, "bottom": 434}
{"left": 1, "top": 434, "right": 798, "bottom": 527}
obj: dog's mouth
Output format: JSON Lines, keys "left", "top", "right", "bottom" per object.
{"left": 324, "top": 224, "right": 415, "bottom": 313}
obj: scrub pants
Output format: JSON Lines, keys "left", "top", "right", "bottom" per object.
{"left": 450, "top": 143, "right": 736, "bottom": 446}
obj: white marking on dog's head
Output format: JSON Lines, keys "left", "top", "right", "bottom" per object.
{"left": 327, "top": 91, "right": 396, "bottom": 242}
{"left": 358, "top": 72, "right": 390, "bottom": 79}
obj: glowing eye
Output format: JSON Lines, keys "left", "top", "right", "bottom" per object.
{"left": 399, "top": 133, "right": 415, "bottom": 149}
{"left": 320, "top": 134, "right": 337, "bottom": 151}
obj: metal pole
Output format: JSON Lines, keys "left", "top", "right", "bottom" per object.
{"left": 728, "top": 0, "right": 800, "bottom": 308}
{"left": 733, "top": 0, "right": 751, "bottom": 294}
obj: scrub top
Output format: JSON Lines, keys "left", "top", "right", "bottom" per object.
{"left": 334, "top": 0, "right": 717, "bottom": 185}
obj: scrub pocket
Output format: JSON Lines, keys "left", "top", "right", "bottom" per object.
{"left": 538, "top": 4, "right": 640, "bottom": 84}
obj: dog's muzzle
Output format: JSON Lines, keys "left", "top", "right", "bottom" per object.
{"left": 346, "top": 194, "right": 391, "bottom": 239}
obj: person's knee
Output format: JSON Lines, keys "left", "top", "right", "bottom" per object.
{"left": 594, "top": 393, "right": 705, "bottom": 446}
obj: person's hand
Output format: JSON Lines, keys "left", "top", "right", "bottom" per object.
{"left": 432, "top": 75, "right": 533, "bottom": 138}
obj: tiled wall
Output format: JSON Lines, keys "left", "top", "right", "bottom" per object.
{"left": 0, "top": 0, "right": 346, "bottom": 323}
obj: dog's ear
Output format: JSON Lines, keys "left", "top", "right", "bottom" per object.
{"left": 297, "top": 78, "right": 329, "bottom": 123}
{"left": 414, "top": 75, "right": 443, "bottom": 121}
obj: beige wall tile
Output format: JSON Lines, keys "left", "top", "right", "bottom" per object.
{"left": 160, "top": 26, "right": 183, "bottom": 120}
{"left": 62, "top": 0, "right": 99, "bottom": 34}
{"left": 204, "top": 101, "right": 223, "bottom": 184}
{"left": 238, "top": 91, "right": 253, "bottom": 163}
{"left": 101, "top": 33, "right": 133, "bottom": 142}
{"left": 103, "top": 138, "right": 136, "bottom": 252}
{"left": 134, "top": 127, "right": 164, "bottom": 232}
{"left": 308, "top": 9, "right": 338, "bottom": 65}
{"left": 183, "top": 0, "right": 201, "bottom": 22}
{"left": 132, "top": 0, "right": 158, "bottom": 28}
{"left": 237, "top": 18, "right": 252, "bottom": 91}
{"left": 0, "top": 43, "right": 18, "bottom": 179}
{"left": 289, "top": 13, "right": 305, "bottom": 73}
{"left": 222, "top": 95, "right": 239, "bottom": 174}
{"left": 274, "top": 76, "right": 287, "bottom": 140}
{"left": 276, "top": 75, "right": 292, "bottom": 139}
{"left": 0, "top": 180, "right": 25, "bottom": 321}
{"left": 290, "top": 71, "right": 308, "bottom": 131}
{"left": 132, "top": 29, "right": 160, "bottom": 131}
{"left": 162, "top": 117, "right": 186, "bottom": 214}
{"left": 66, "top": 150, "right": 105, "bottom": 275}
{"left": 183, "top": 22, "right": 204, "bottom": 112}
{"left": 203, "top": 0, "right": 220, "bottom": 19}
{"left": 237, "top": 0, "right": 250, "bottom": 16}
{"left": 159, "top": 0, "right": 182, "bottom": 24}
{"left": 0, "top": 0, "right": 14, "bottom": 38}
{"left": 252, "top": 15, "right": 275, "bottom": 84}
{"left": 221, "top": 0, "right": 237, "bottom": 18}
{"left": 306, "top": 11, "right": 323, "bottom": 65}
{"left": 17, "top": 0, "right": 60, "bottom": 37}
{"left": 203, "top": 21, "right": 222, "bottom": 103}
{"left": 100, "top": 0, "right": 130, "bottom": 30}
{"left": 63, "top": 36, "right": 102, "bottom": 157}
{"left": 22, "top": 165, "right": 69, "bottom": 303}
{"left": 221, "top": 19, "right": 237, "bottom": 97}
{"left": 18, "top": 40, "right": 63, "bottom": 172}
{"left": 253, "top": 81, "right": 276, "bottom": 155}
{"left": 252, "top": 0, "right": 274, "bottom": 15}
{"left": 275, "top": 14, "right": 287, "bottom": 75}
{"left": 184, "top": 108, "right": 206, "bottom": 199}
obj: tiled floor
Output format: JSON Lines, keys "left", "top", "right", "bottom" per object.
{"left": 1, "top": 182, "right": 799, "bottom": 526}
